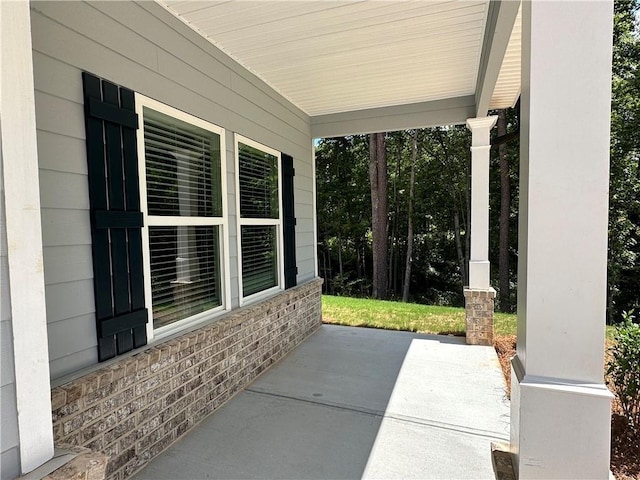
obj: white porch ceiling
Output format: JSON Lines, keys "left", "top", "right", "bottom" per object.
{"left": 159, "top": 0, "right": 520, "bottom": 120}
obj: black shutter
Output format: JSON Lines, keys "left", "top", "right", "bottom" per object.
{"left": 281, "top": 154, "right": 297, "bottom": 289}
{"left": 82, "top": 72, "right": 148, "bottom": 362}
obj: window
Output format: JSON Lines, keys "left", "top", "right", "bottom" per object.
{"left": 235, "top": 136, "right": 283, "bottom": 302}
{"left": 137, "top": 96, "right": 229, "bottom": 337}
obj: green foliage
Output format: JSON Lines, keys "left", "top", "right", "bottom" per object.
{"left": 608, "top": 0, "right": 640, "bottom": 320}
{"left": 316, "top": 127, "right": 477, "bottom": 305}
{"left": 607, "top": 310, "right": 640, "bottom": 433}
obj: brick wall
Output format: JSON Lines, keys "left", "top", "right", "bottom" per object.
{"left": 464, "top": 287, "right": 495, "bottom": 346}
{"left": 50, "top": 279, "right": 323, "bottom": 480}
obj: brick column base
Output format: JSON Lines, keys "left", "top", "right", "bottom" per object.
{"left": 17, "top": 446, "right": 108, "bottom": 480}
{"left": 464, "top": 287, "right": 495, "bottom": 346}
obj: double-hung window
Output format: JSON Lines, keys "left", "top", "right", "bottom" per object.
{"left": 235, "top": 135, "right": 283, "bottom": 303}
{"left": 137, "top": 96, "right": 228, "bottom": 338}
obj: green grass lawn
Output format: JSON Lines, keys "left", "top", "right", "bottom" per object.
{"left": 322, "top": 295, "right": 617, "bottom": 341}
{"left": 322, "top": 294, "right": 517, "bottom": 336}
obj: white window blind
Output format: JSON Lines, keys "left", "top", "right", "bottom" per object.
{"left": 241, "top": 225, "right": 277, "bottom": 297}
{"left": 237, "top": 138, "right": 282, "bottom": 300}
{"left": 238, "top": 143, "right": 278, "bottom": 219}
{"left": 149, "top": 225, "right": 221, "bottom": 328}
{"left": 140, "top": 103, "right": 226, "bottom": 333}
{"left": 144, "top": 109, "right": 222, "bottom": 217}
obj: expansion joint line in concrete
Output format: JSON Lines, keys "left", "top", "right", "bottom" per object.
{"left": 244, "top": 388, "right": 508, "bottom": 442}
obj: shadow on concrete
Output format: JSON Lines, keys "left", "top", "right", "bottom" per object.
{"left": 133, "top": 324, "right": 509, "bottom": 480}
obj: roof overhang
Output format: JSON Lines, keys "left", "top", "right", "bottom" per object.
{"left": 158, "top": 0, "right": 521, "bottom": 137}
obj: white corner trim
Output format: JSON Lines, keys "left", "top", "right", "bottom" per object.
{"left": 0, "top": 0, "right": 54, "bottom": 473}
{"left": 311, "top": 140, "right": 318, "bottom": 278}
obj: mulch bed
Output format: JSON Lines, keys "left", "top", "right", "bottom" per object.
{"left": 493, "top": 334, "right": 640, "bottom": 480}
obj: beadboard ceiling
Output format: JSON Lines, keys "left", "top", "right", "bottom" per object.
{"left": 159, "top": 0, "right": 521, "bottom": 118}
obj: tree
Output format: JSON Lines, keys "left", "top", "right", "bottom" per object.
{"left": 608, "top": 0, "right": 640, "bottom": 321}
{"left": 402, "top": 130, "right": 417, "bottom": 302}
{"left": 369, "top": 133, "right": 389, "bottom": 299}
{"left": 315, "top": 136, "right": 371, "bottom": 295}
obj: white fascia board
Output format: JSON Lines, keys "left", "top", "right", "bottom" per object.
{"left": 475, "top": 0, "right": 520, "bottom": 117}
{"left": 310, "top": 95, "right": 476, "bottom": 138}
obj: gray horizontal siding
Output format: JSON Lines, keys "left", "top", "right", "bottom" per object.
{"left": 48, "top": 314, "right": 97, "bottom": 380}
{"left": 43, "top": 245, "right": 93, "bottom": 286}
{"left": 48, "top": 347, "right": 97, "bottom": 382}
{"left": 41, "top": 209, "right": 92, "bottom": 247}
{"left": 0, "top": 257, "right": 10, "bottom": 324}
{"left": 45, "top": 280, "right": 95, "bottom": 324}
{"left": 0, "top": 319, "right": 14, "bottom": 388}
{"left": 39, "top": 170, "right": 89, "bottom": 210}
{"left": 0, "top": 384, "right": 19, "bottom": 453}
{"left": 36, "top": 130, "right": 87, "bottom": 175}
{"left": 1, "top": 447, "right": 20, "bottom": 480}
{"left": 0, "top": 146, "right": 20, "bottom": 480}
{"left": 31, "top": 0, "right": 314, "bottom": 378}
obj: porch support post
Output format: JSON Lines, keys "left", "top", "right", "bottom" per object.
{"left": 1, "top": 0, "right": 54, "bottom": 473}
{"left": 464, "top": 116, "right": 497, "bottom": 346}
{"left": 511, "top": 1, "right": 613, "bottom": 478}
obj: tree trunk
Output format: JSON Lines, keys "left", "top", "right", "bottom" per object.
{"left": 454, "top": 210, "right": 467, "bottom": 287}
{"left": 388, "top": 139, "right": 401, "bottom": 296}
{"left": 497, "top": 109, "right": 511, "bottom": 312}
{"left": 338, "top": 236, "right": 343, "bottom": 276}
{"left": 369, "top": 133, "right": 389, "bottom": 299}
{"left": 402, "top": 131, "right": 417, "bottom": 302}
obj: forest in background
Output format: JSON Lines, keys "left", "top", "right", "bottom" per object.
{"left": 316, "top": 0, "right": 640, "bottom": 320}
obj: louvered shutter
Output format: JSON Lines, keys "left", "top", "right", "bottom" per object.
{"left": 281, "top": 154, "right": 297, "bottom": 289}
{"left": 82, "top": 72, "right": 148, "bottom": 362}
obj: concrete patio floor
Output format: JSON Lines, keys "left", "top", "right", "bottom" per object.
{"left": 132, "top": 324, "right": 510, "bottom": 480}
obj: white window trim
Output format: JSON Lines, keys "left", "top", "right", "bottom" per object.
{"left": 234, "top": 134, "right": 285, "bottom": 306}
{"left": 135, "top": 94, "right": 231, "bottom": 342}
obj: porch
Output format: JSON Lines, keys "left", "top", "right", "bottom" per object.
{"left": 132, "top": 324, "right": 510, "bottom": 480}
{"left": 1, "top": 1, "right": 615, "bottom": 478}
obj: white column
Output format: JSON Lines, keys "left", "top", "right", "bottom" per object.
{"left": 1, "top": 0, "right": 54, "bottom": 474}
{"left": 512, "top": 2, "right": 613, "bottom": 478}
{"left": 466, "top": 116, "right": 497, "bottom": 290}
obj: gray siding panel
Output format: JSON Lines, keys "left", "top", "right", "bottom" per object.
{"left": 49, "top": 348, "right": 98, "bottom": 381}
{"left": 0, "top": 383, "right": 20, "bottom": 480}
{"left": 0, "top": 257, "right": 10, "bottom": 323}
{"left": 32, "top": 1, "right": 159, "bottom": 71}
{"left": 43, "top": 245, "right": 93, "bottom": 285}
{"left": 0, "top": 320, "right": 14, "bottom": 388}
{"left": 0, "top": 384, "right": 19, "bottom": 452}
{"left": 32, "top": 0, "right": 314, "bottom": 379}
{"left": 34, "top": 91, "right": 84, "bottom": 140}
{"left": 41, "top": 209, "right": 91, "bottom": 247}
{"left": 31, "top": 11, "right": 158, "bottom": 96}
{"left": 47, "top": 314, "right": 97, "bottom": 366}
{"left": 45, "top": 280, "right": 95, "bottom": 324}
{"left": 39, "top": 170, "right": 89, "bottom": 211}
{"left": 0, "top": 133, "right": 20, "bottom": 479}
{"left": 297, "top": 259, "right": 317, "bottom": 284}
{"left": 37, "top": 130, "right": 87, "bottom": 175}
{"left": 1, "top": 447, "right": 20, "bottom": 480}
{"left": 33, "top": 51, "right": 84, "bottom": 104}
